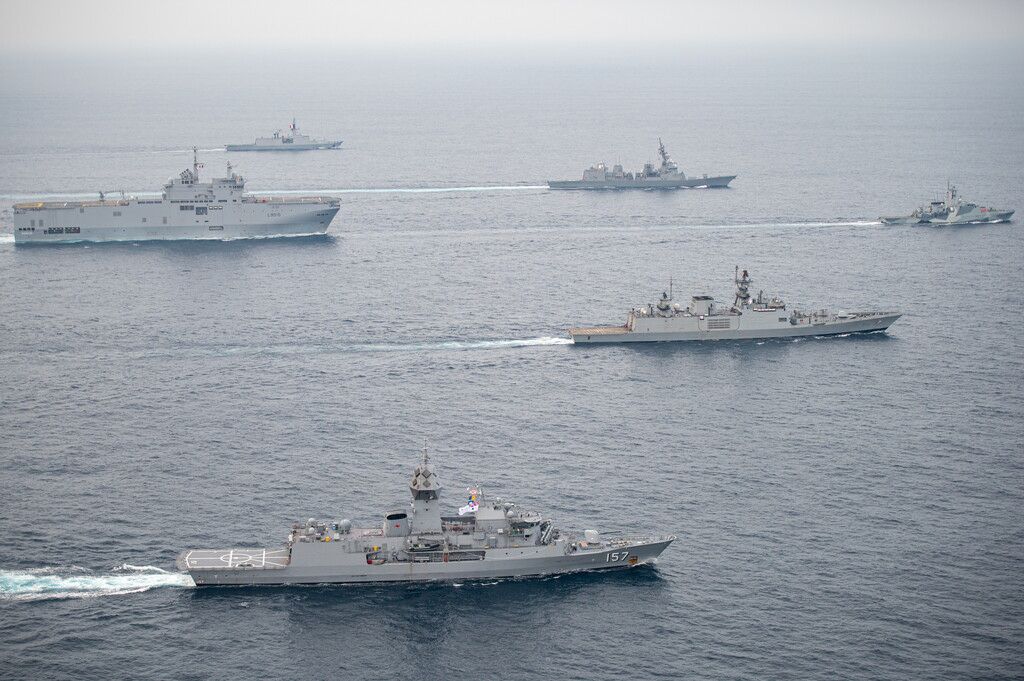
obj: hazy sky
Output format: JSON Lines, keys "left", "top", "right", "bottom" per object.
{"left": 2, "top": 0, "right": 1023, "bottom": 53}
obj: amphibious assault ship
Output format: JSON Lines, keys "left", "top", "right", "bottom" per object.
{"left": 881, "top": 185, "right": 1013, "bottom": 225}
{"left": 178, "top": 451, "right": 674, "bottom": 586}
{"left": 12, "top": 149, "right": 340, "bottom": 243}
{"left": 570, "top": 268, "right": 901, "bottom": 343}
{"left": 225, "top": 119, "right": 342, "bottom": 151}
{"left": 548, "top": 139, "right": 735, "bottom": 190}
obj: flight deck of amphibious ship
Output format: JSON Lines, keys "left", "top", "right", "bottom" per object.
{"left": 570, "top": 268, "right": 901, "bottom": 343}
{"left": 178, "top": 452, "right": 674, "bottom": 586}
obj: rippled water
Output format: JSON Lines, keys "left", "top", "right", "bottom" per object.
{"left": 1, "top": 47, "right": 1022, "bottom": 680}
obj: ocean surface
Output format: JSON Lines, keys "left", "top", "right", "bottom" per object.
{"left": 1, "top": 47, "right": 1023, "bottom": 680}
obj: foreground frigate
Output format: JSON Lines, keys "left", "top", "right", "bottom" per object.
{"left": 881, "top": 185, "right": 1013, "bottom": 225}
{"left": 225, "top": 118, "right": 342, "bottom": 151}
{"left": 570, "top": 268, "right": 901, "bottom": 343}
{"left": 12, "top": 149, "right": 340, "bottom": 243}
{"left": 548, "top": 139, "right": 736, "bottom": 190}
{"left": 178, "top": 452, "right": 674, "bottom": 586}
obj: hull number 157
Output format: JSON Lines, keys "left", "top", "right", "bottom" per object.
{"left": 606, "top": 551, "right": 630, "bottom": 562}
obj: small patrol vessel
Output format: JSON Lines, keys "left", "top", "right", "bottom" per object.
{"left": 548, "top": 139, "right": 735, "bottom": 190}
{"left": 12, "top": 149, "right": 340, "bottom": 243}
{"left": 178, "top": 451, "right": 674, "bottom": 586}
{"left": 881, "top": 185, "right": 1013, "bottom": 225}
{"left": 570, "top": 268, "right": 901, "bottom": 343}
{"left": 225, "top": 119, "right": 342, "bottom": 151}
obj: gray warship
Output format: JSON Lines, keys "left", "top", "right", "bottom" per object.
{"left": 225, "top": 118, "right": 342, "bottom": 151}
{"left": 12, "top": 149, "right": 339, "bottom": 243}
{"left": 570, "top": 268, "right": 901, "bottom": 343}
{"left": 881, "top": 185, "right": 1013, "bottom": 225}
{"left": 178, "top": 452, "right": 674, "bottom": 586}
{"left": 548, "top": 139, "right": 736, "bottom": 190}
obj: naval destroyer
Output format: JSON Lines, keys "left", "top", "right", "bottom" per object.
{"left": 178, "top": 451, "right": 674, "bottom": 586}
{"left": 548, "top": 139, "right": 736, "bottom": 190}
{"left": 570, "top": 268, "right": 901, "bottom": 343}
{"left": 225, "top": 119, "right": 342, "bottom": 151}
{"left": 881, "top": 185, "right": 1014, "bottom": 225}
{"left": 12, "top": 149, "right": 340, "bottom": 243}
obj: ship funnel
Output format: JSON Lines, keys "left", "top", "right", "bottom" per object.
{"left": 383, "top": 510, "right": 411, "bottom": 537}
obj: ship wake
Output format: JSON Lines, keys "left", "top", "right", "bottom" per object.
{"left": 0, "top": 565, "right": 194, "bottom": 602}
{"left": 225, "top": 335, "right": 574, "bottom": 356}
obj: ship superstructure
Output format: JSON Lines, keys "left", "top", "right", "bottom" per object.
{"left": 548, "top": 139, "right": 735, "bottom": 189}
{"left": 178, "top": 450, "right": 674, "bottom": 586}
{"left": 570, "top": 268, "right": 901, "bottom": 343}
{"left": 12, "top": 149, "right": 340, "bottom": 243}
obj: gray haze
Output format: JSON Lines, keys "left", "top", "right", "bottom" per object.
{"left": 2, "top": 0, "right": 1023, "bottom": 53}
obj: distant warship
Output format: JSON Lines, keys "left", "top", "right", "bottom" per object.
{"left": 570, "top": 268, "right": 901, "bottom": 343}
{"left": 225, "top": 119, "right": 342, "bottom": 151}
{"left": 548, "top": 139, "right": 736, "bottom": 190}
{"left": 179, "top": 451, "right": 674, "bottom": 586}
{"left": 881, "top": 185, "right": 1013, "bottom": 225}
{"left": 12, "top": 149, "right": 339, "bottom": 243}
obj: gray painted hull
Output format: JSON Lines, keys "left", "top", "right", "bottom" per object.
{"left": 548, "top": 175, "right": 736, "bottom": 190}
{"left": 882, "top": 211, "right": 1013, "bottom": 225}
{"left": 225, "top": 142, "right": 342, "bottom": 151}
{"left": 941, "top": 211, "right": 1014, "bottom": 225}
{"left": 571, "top": 314, "right": 901, "bottom": 344}
{"left": 183, "top": 538, "right": 674, "bottom": 586}
{"left": 14, "top": 221, "right": 331, "bottom": 244}
{"left": 14, "top": 211, "right": 337, "bottom": 244}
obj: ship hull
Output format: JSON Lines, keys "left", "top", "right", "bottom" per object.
{"left": 570, "top": 313, "right": 901, "bottom": 344}
{"left": 181, "top": 538, "right": 673, "bottom": 586}
{"left": 883, "top": 210, "right": 1013, "bottom": 225}
{"left": 939, "top": 210, "right": 1014, "bottom": 225}
{"left": 14, "top": 204, "right": 339, "bottom": 244}
{"left": 548, "top": 175, "right": 736, "bottom": 190}
{"left": 225, "top": 142, "right": 342, "bottom": 151}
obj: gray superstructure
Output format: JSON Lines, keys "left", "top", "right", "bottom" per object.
{"left": 225, "top": 118, "right": 342, "bottom": 151}
{"left": 178, "top": 451, "right": 674, "bottom": 586}
{"left": 570, "top": 268, "right": 900, "bottom": 343}
{"left": 881, "top": 185, "right": 1013, "bottom": 225}
{"left": 12, "top": 149, "right": 340, "bottom": 243}
{"left": 548, "top": 139, "right": 735, "bottom": 190}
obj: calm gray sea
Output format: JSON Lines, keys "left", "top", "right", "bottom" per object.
{"left": 1, "top": 47, "right": 1022, "bottom": 680}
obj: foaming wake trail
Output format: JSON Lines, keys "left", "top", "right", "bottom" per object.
{"left": 250, "top": 185, "right": 547, "bottom": 195}
{"left": 379, "top": 336, "right": 574, "bottom": 352}
{"left": 0, "top": 234, "right": 13, "bottom": 244}
{"left": 225, "top": 335, "right": 575, "bottom": 356}
{"left": 0, "top": 565, "right": 194, "bottom": 602}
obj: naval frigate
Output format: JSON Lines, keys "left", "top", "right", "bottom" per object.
{"left": 12, "top": 149, "right": 340, "bottom": 243}
{"left": 178, "top": 451, "right": 674, "bottom": 586}
{"left": 881, "top": 184, "right": 1014, "bottom": 225}
{"left": 570, "top": 268, "right": 901, "bottom": 343}
{"left": 548, "top": 139, "right": 736, "bottom": 190}
{"left": 225, "top": 118, "right": 342, "bottom": 151}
